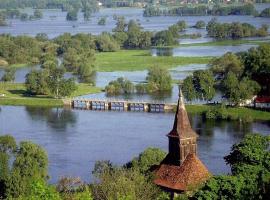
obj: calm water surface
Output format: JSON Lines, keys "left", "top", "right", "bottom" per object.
{"left": 1, "top": 5, "right": 270, "bottom": 38}
{"left": 152, "top": 44, "right": 258, "bottom": 57}
{"left": 0, "top": 105, "right": 269, "bottom": 183}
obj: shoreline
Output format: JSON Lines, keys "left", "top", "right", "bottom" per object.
{"left": 1, "top": 98, "right": 269, "bottom": 121}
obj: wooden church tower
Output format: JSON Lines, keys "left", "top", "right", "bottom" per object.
{"left": 154, "top": 87, "right": 210, "bottom": 195}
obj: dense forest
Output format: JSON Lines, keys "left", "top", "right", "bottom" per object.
{"left": 0, "top": 133, "right": 269, "bottom": 199}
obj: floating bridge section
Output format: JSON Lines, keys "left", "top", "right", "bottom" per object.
{"left": 64, "top": 99, "right": 177, "bottom": 113}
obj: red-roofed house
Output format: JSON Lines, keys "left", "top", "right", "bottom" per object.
{"left": 254, "top": 96, "right": 270, "bottom": 109}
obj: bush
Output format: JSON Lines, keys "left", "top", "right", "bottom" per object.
{"left": 135, "top": 83, "right": 147, "bottom": 94}
{"left": 92, "top": 167, "right": 160, "bottom": 200}
{"left": 194, "top": 20, "right": 206, "bottom": 29}
{"left": 204, "top": 108, "right": 217, "bottom": 120}
{"left": 105, "top": 77, "right": 134, "bottom": 95}
{"left": 126, "top": 147, "right": 166, "bottom": 174}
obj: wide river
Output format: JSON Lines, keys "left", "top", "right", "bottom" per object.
{"left": 1, "top": 4, "right": 270, "bottom": 39}
{"left": 1, "top": 106, "right": 270, "bottom": 183}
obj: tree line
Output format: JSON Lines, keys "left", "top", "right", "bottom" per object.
{"left": 143, "top": 3, "right": 258, "bottom": 17}
{"left": 0, "top": 9, "right": 43, "bottom": 26}
{"left": 206, "top": 18, "right": 269, "bottom": 39}
{"left": 0, "top": 0, "right": 98, "bottom": 10}
{"left": 182, "top": 43, "right": 270, "bottom": 106}
{"left": 0, "top": 132, "right": 269, "bottom": 199}
{"left": 105, "top": 65, "right": 172, "bottom": 95}
{"left": 0, "top": 17, "right": 188, "bottom": 67}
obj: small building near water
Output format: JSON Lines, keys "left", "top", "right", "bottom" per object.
{"left": 154, "top": 89, "right": 210, "bottom": 199}
{"left": 254, "top": 96, "right": 270, "bottom": 109}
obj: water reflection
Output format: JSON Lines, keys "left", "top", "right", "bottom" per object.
{"left": 152, "top": 48, "right": 173, "bottom": 56}
{"left": 0, "top": 106, "right": 269, "bottom": 183}
{"left": 25, "top": 107, "right": 76, "bottom": 131}
{"left": 152, "top": 44, "right": 258, "bottom": 57}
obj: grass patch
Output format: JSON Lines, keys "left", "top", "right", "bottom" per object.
{"left": 0, "top": 97, "right": 63, "bottom": 107}
{"left": 181, "top": 39, "right": 270, "bottom": 47}
{"left": 8, "top": 63, "right": 29, "bottom": 68}
{"left": 0, "top": 82, "right": 101, "bottom": 106}
{"left": 186, "top": 104, "right": 270, "bottom": 121}
{"left": 96, "top": 50, "right": 212, "bottom": 71}
{"left": 71, "top": 83, "right": 102, "bottom": 97}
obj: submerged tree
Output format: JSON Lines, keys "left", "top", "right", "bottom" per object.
{"left": 1, "top": 68, "right": 16, "bottom": 82}
{"left": 146, "top": 66, "right": 172, "bottom": 93}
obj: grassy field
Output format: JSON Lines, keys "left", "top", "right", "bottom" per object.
{"left": 0, "top": 82, "right": 101, "bottom": 106}
{"left": 186, "top": 105, "right": 270, "bottom": 121}
{"left": 96, "top": 50, "right": 212, "bottom": 71}
{"left": 181, "top": 39, "right": 270, "bottom": 47}
{"left": 71, "top": 83, "right": 102, "bottom": 97}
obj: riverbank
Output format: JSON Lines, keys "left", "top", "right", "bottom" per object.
{"left": 0, "top": 82, "right": 102, "bottom": 107}
{"left": 96, "top": 50, "right": 212, "bottom": 71}
{"left": 186, "top": 105, "right": 270, "bottom": 121}
{"left": 181, "top": 39, "right": 270, "bottom": 47}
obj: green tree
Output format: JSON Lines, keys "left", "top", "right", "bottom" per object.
{"left": 0, "top": 12, "right": 7, "bottom": 26}
{"left": 25, "top": 70, "right": 48, "bottom": 95}
{"left": 33, "top": 9, "right": 43, "bottom": 19}
{"left": 35, "top": 33, "right": 48, "bottom": 41}
{"left": 66, "top": 9, "right": 78, "bottom": 21}
{"left": 240, "top": 44, "right": 270, "bottom": 95}
{"left": 210, "top": 52, "right": 244, "bottom": 79}
{"left": 124, "top": 19, "right": 142, "bottom": 48}
{"left": 194, "top": 134, "right": 270, "bottom": 200}
{"left": 135, "top": 83, "right": 146, "bottom": 94}
{"left": 105, "top": 77, "right": 134, "bottom": 95}
{"left": 126, "top": 147, "right": 166, "bottom": 174}
{"left": 92, "top": 167, "right": 160, "bottom": 200}
{"left": 47, "top": 67, "right": 77, "bottom": 98}
{"left": 113, "top": 31, "right": 128, "bottom": 47}
{"left": 0, "top": 135, "right": 16, "bottom": 198}
{"left": 260, "top": 8, "right": 270, "bottom": 17}
{"left": 62, "top": 48, "right": 80, "bottom": 71}
{"left": 95, "top": 33, "right": 120, "bottom": 52}
{"left": 225, "top": 134, "right": 270, "bottom": 175}
{"left": 20, "top": 13, "right": 28, "bottom": 21}
{"left": 194, "top": 20, "right": 206, "bottom": 29}
{"left": 7, "top": 141, "right": 48, "bottom": 197}
{"left": 18, "top": 179, "right": 61, "bottom": 200}
{"left": 1, "top": 68, "right": 16, "bottom": 82}
{"left": 176, "top": 20, "right": 187, "bottom": 31}
{"left": 152, "top": 30, "right": 177, "bottom": 46}
{"left": 182, "top": 76, "right": 196, "bottom": 102}
{"left": 77, "top": 50, "right": 96, "bottom": 83}
{"left": 98, "top": 17, "right": 106, "bottom": 25}
{"left": 193, "top": 70, "right": 215, "bottom": 101}
{"left": 146, "top": 66, "right": 172, "bottom": 93}
{"left": 222, "top": 72, "right": 239, "bottom": 104}
{"left": 113, "top": 16, "right": 127, "bottom": 32}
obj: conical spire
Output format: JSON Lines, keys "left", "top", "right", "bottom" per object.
{"left": 168, "top": 86, "right": 198, "bottom": 139}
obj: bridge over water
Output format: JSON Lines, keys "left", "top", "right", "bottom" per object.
{"left": 64, "top": 98, "right": 177, "bottom": 113}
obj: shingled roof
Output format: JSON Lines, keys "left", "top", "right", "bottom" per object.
{"left": 154, "top": 154, "right": 211, "bottom": 191}
{"left": 167, "top": 89, "right": 198, "bottom": 139}
{"left": 154, "top": 87, "right": 210, "bottom": 192}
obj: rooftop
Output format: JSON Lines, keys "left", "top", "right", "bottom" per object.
{"left": 255, "top": 96, "right": 270, "bottom": 103}
{"left": 167, "top": 88, "right": 198, "bottom": 139}
{"left": 154, "top": 154, "right": 211, "bottom": 191}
